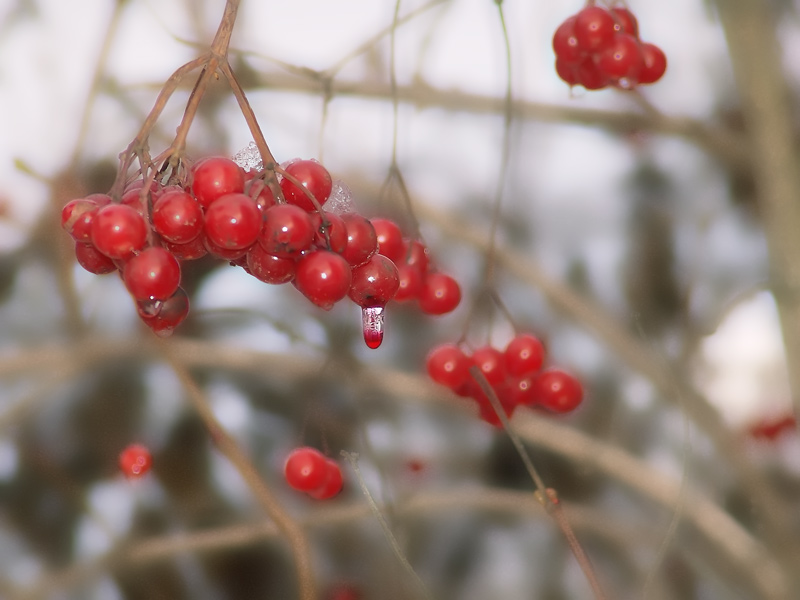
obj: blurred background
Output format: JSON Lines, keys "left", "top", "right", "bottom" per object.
{"left": 0, "top": 0, "right": 799, "bottom": 598}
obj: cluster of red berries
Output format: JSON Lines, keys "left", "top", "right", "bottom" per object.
{"left": 426, "top": 333, "right": 584, "bottom": 427}
{"left": 61, "top": 156, "right": 461, "bottom": 345}
{"left": 118, "top": 443, "right": 153, "bottom": 479}
{"left": 283, "top": 446, "right": 343, "bottom": 500}
{"left": 553, "top": 4, "right": 666, "bottom": 90}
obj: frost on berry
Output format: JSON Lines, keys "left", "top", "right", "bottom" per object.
{"left": 325, "top": 180, "right": 355, "bottom": 215}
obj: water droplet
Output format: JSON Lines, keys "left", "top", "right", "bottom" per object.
{"left": 362, "top": 305, "right": 385, "bottom": 349}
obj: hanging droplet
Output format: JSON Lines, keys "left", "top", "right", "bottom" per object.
{"left": 361, "top": 305, "right": 385, "bottom": 349}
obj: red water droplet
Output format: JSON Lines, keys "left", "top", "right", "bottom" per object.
{"left": 362, "top": 305, "right": 385, "bottom": 349}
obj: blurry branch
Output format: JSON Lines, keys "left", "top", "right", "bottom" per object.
{"left": 713, "top": 0, "right": 800, "bottom": 432}
{"left": 172, "top": 71, "right": 748, "bottom": 171}
{"left": 414, "top": 199, "right": 800, "bottom": 573}
{"left": 0, "top": 336, "right": 786, "bottom": 598}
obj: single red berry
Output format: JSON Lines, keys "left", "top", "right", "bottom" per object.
{"left": 259, "top": 204, "right": 315, "bottom": 257}
{"left": 371, "top": 218, "right": 405, "bottom": 264}
{"left": 152, "top": 190, "right": 204, "bottom": 244}
{"left": 62, "top": 197, "right": 104, "bottom": 241}
{"left": 348, "top": 254, "right": 400, "bottom": 308}
{"left": 403, "top": 239, "right": 430, "bottom": 274}
{"left": 284, "top": 447, "right": 329, "bottom": 492}
{"left": 246, "top": 244, "right": 297, "bottom": 285}
{"left": 294, "top": 250, "right": 352, "bottom": 310}
{"left": 552, "top": 16, "right": 584, "bottom": 65}
{"left": 534, "top": 369, "right": 584, "bottom": 413}
{"left": 471, "top": 346, "right": 507, "bottom": 386}
{"left": 418, "top": 272, "right": 461, "bottom": 315}
{"left": 280, "top": 160, "right": 332, "bottom": 212}
{"left": 162, "top": 235, "right": 208, "bottom": 261}
{"left": 139, "top": 287, "right": 190, "bottom": 337}
{"left": 638, "top": 42, "right": 667, "bottom": 84}
{"left": 574, "top": 55, "right": 610, "bottom": 90}
{"left": 425, "top": 344, "right": 471, "bottom": 389}
{"left": 123, "top": 246, "right": 181, "bottom": 301}
{"left": 91, "top": 204, "right": 148, "bottom": 259}
{"left": 310, "top": 211, "right": 348, "bottom": 254}
{"left": 74, "top": 241, "right": 117, "bottom": 274}
{"left": 506, "top": 374, "right": 538, "bottom": 408}
{"left": 341, "top": 213, "right": 378, "bottom": 267}
{"left": 245, "top": 178, "right": 277, "bottom": 212}
{"left": 555, "top": 58, "right": 581, "bottom": 86}
{"left": 504, "top": 333, "right": 545, "bottom": 377}
{"left": 574, "top": 6, "right": 616, "bottom": 53}
{"left": 191, "top": 156, "right": 245, "bottom": 208}
{"left": 119, "top": 443, "right": 153, "bottom": 478}
{"left": 394, "top": 263, "right": 424, "bottom": 302}
{"left": 610, "top": 7, "right": 638, "bottom": 37}
{"left": 596, "top": 34, "right": 644, "bottom": 87}
{"left": 308, "top": 459, "right": 344, "bottom": 500}
{"left": 204, "top": 193, "right": 262, "bottom": 250}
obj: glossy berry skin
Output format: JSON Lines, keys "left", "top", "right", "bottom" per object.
{"left": 74, "top": 242, "right": 117, "bottom": 274}
{"left": 204, "top": 193, "right": 262, "bottom": 250}
{"left": 471, "top": 346, "right": 507, "bottom": 386}
{"left": 191, "top": 156, "right": 245, "bottom": 208}
{"left": 280, "top": 160, "right": 332, "bottom": 212}
{"left": 418, "top": 272, "right": 461, "bottom": 315}
{"left": 284, "top": 447, "right": 329, "bottom": 492}
{"left": 341, "top": 213, "right": 378, "bottom": 266}
{"left": 610, "top": 7, "right": 638, "bottom": 37}
{"left": 245, "top": 178, "right": 277, "bottom": 212}
{"left": 203, "top": 236, "right": 248, "bottom": 261}
{"left": 259, "top": 204, "right": 315, "bottom": 257}
{"left": 152, "top": 190, "right": 204, "bottom": 244}
{"left": 123, "top": 246, "right": 181, "bottom": 301}
{"left": 504, "top": 334, "right": 545, "bottom": 377}
{"left": 534, "top": 369, "right": 583, "bottom": 413}
{"left": 139, "top": 287, "right": 190, "bottom": 337}
{"left": 294, "top": 250, "right": 352, "bottom": 310}
{"left": 596, "top": 34, "right": 643, "bottom": 86}
{"left": 91, "top": 204, "right": 148, "bottom": 259}
{"left": 552, "top": 16, "right": 583, "bottom": 65}
{"left": 394, "top": 263, "right": 424, "bottom": 302}
{"left": 246, "top": 244, "right": 297, "bottom": 285}
{"left": 403, "top": 239, "right": 430, "bottom": 275}
{"left": 162, "top": 235, "right": 208, "bottom": 261}
{"left": 308, "top": 459, "right": 344, "bottom": 500}
{"left": 574, "top": 6, "right": 616, "bottom": 53}
{"left": 62, "top": 197, "right": 105, "bottom": 242}
{"left": 426, "top": 344, "right": 471, "bottom": 389}
{"left": 119, "top": 443, "right": 152, "bottom": 478}
{"left": 310, "top": 211, "right": 347, "bottom": 254}
{"left": 348, "top": 254, "right": 400, "bottom": 308}
{"left": 639, "top": 43, "right": 667, "bottom": 84}
{"left": 371, "top": 218, "right": 405, "bottom": 264}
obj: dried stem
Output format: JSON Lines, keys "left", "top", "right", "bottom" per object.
{"left": 157, "top": 339, "right": 317, "bottom": 600}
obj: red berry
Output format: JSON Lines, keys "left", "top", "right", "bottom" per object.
{"left": 596, "top": 34, "right": 644, "bottom": 87}
{"left": 280, "top": 160, "right": 332, "bottom": 212}
{"left": 506, "top": 374, "right": 538, "bottom": 408}
{"left": 294, "top": 250, "right": 352, "bottom": 310}
{"left": 123, "top": 246, "right": 181, "bottom": 301}
{"left": 394, "top": 263, "right": 424, "bottom": 302}
{"left": 418, "top": 272, "right": 461, "bottom": 315}
{"left": 308, "top": 459, "right": 344, "bottom": 500}
{"left": 246, "top": 244, "right": 297, "bottom": 285}
{"left": 552, "top": 16, "right": 584, "bottom": 65}
{"left": 284, "top": 447, "right": 328, "bottom": 492}
{"left": 555, "top": 57, "right": 581, "bottom": 86}
{"left": 259, "top": 204, "right": 315, "bottom": 258}
{"left": 310, "top": 211, "right": 348, "bottom": 254}
{"left": 152, "top": 190, "right": 204, "bottom": 244}
{"left": 610, "top": 7, "right": 638, "bottom": 37}
{"left": 574, "top": 6, "right": 616, "bottom": 53}
{"left": 534, "top": 369, "right": 583, "bottom": 413}
{"left": 471, "top": 346, "right": 507, "bottom": 386}
{"left": 638, "top": 43, "right": 667, "bottom": 84}
{"left": 119, "top": 443, "right": 152, "bottom": 478}
{"left": 62, "top": 197, "right": 103, "bottom": 241}
{"left": 426, "top": 344, "right": 471, "bottom": 389}
{"left": 74, "top": 241, "right": 117, "bottom": 274}
{"left": 162, "top": 235, "right": 208, "bottom": 261}
{"left": 504, "top": 333, "right": 545, "bottom": 377}
{"left": 191, "top": 156, "right": 245, "bottom": 209}
{"left": 348, "top": 254, "right": 400, "bottom": 308}
{"left": 372, "top": 218, "right": 405, "bottom": 264}
{"left": 403, "top": 239, "right": 430, "bottom": 274}
{"left": 91, "top": 204, "right": 148, "bottom": 259}
{"left": 341, "top": 213, "right": 378, "bottom": 267}
{"left": 245, "top": 178, "right": 277, "bottom": 212}
{"left": 203, "top": 235, "right": 249, "bottom": 261}
{"left": 139, "top": 287, "right": 190, "bottom": 337}
{"left": 204, "top": 193, "right": 262, "bottom": 250}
